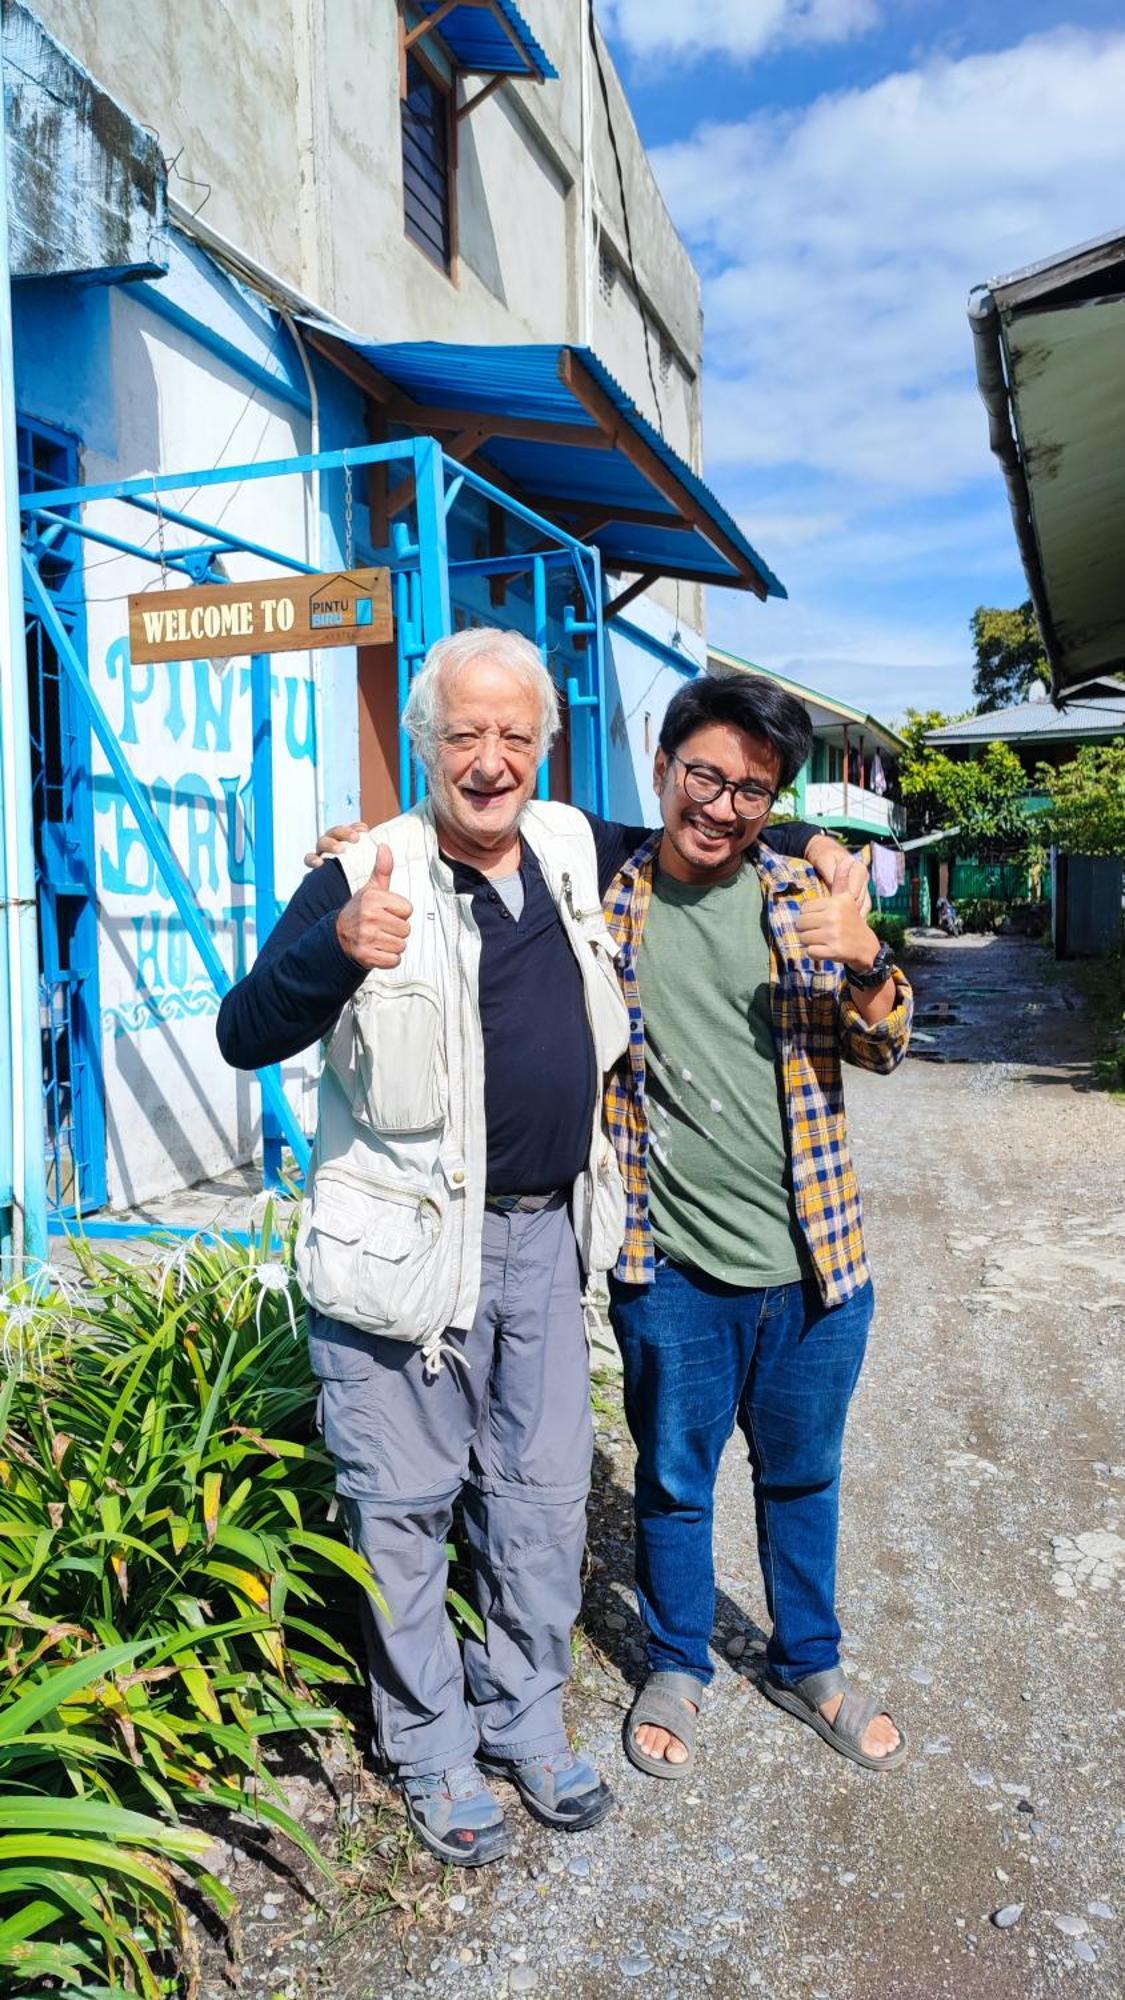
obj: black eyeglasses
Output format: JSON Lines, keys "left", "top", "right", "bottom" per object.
{"left": 669, "top": 753, "right": 776, "bottom": 820}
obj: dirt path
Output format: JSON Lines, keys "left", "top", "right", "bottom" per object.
{"left": 207, "top": 935, "right": 1124, "bottom": 2000}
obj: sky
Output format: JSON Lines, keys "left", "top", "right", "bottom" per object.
{"left": 599, "top": 0, "right": 1125, "bottom": 725}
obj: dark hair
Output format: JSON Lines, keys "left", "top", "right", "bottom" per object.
{"left": 658, "top": 672, "right": 813, "bottom": 790}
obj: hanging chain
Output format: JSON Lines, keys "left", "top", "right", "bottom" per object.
{"left": 153, "top": 474, "right": 169, "bottom": 590}
{"left": 344, "top": 458, "right": 354, "bottom": 571}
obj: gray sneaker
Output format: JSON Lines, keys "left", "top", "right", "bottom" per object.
{"left": 401, "top": 1761, "right": 510, "bottom": 1867}
{"left": 479, "top": 1747, "right": 614, "bottom": 1831}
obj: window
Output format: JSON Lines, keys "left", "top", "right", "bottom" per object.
{"left": 402, "top": 52, "right": 453, "bottom": 273}
{"left": 659, "top": 337, "right": 673, "bottom": 385}
{"left": 598, "top": 242, "right": 617, "bottom": 305}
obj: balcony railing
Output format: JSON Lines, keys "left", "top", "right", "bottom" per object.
{"left": 803, "top": 781, "right": 906, "bottom": 836}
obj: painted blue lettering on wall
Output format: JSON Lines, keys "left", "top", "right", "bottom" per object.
{"left": 105, "top": 637, "right": 154, "bottom": 745}
{"left": 191, "top": 659, "right": 234, "bottom": 752}
{"left": 104, "top": 637, "right": 314, "bottom": 755}
{"left": 179, "top": 771, "right": 221, "bottom": 894}
{"left": 220, "top": 772, "right": 254, "bottom": 885}
{"left": 284, "top": 675, "right": 316, "bottom": 762}
{"left": 107, "top": 903, "right": 260, "bottom": 1036}
{"left": 96, "top": 774, "right": 224, "bottom": 898}
{"left": 165, "top": 660, "right": 186, "bottom": 743}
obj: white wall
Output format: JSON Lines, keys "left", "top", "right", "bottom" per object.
{"left": 69, "top": 269, "right": 326, "bottom": 1205}
{"left": 604, "top": 599, "right": 706, "bottom": 827}
{"left": 27, "top": 0, "right": 706, "bottom": 637}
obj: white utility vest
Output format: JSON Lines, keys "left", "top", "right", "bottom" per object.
{"left": 294, "top": 800, "right": 630, "bottom": 1368}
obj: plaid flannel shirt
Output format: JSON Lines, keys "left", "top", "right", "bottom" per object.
{"left": 603, "top": 833, "right": 913, "bottom": 1304}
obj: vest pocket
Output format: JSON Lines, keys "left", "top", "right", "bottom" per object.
{"left": 586, "top": 1134, "right": 627, "bottom": 1275}
{"left": 585, "top": 936, "right": 631, "bottom": 1071}
{"left": 296, "top": 1170, "right": 446, "bottom": 1338}
{"left": 351, "top": 981, "right": 447, "bottom": 1134}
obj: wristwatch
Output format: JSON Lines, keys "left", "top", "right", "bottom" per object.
{"left": 844, "top": 939, "right": 895, "bottom": 991}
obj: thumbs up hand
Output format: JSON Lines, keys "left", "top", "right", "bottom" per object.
{"left": 794, "top": 857, "right": 879, "bottom": 971}
{"left": 336, "top": 842, "right": 414, "bottom": 969}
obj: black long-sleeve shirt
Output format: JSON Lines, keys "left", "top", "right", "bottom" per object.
{"left": 216, "top": 812, "right": 816, "bottom": 1194}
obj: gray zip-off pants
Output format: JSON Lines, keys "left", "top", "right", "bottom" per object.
{"left": 308, "top": 1195, "right": 592, "bottom": 1778}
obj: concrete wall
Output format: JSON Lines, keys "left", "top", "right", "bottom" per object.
{"left": 25, "top": 1, "right": 703, "bottom": 564}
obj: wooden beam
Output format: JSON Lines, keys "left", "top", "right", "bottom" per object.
{"left": 533, "top": 498, "right": 696, "bottom": 533}
{"left": 457, "top": 74, "right": 505, "bottom": 120}
{"left": 403, "top": 0, "right": 459, "bottom": 53}
{"left": 303, "top": 329, "right": 400, "bottom": 407}
{"left": 604, "top": 573, "right": 659, "bottom": 620}
{"left": 381, "top": 403, "right": 606, "bottom": 448}
{"left": 558, "top": 348, "right": 769, "bottom": 600}
{"left": 607, "top": 561, "right": 752, "bottom": 590}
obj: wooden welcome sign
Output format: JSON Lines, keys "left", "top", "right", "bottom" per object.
{"left": 128, "top": 567, "right": 393, "bottom": 663}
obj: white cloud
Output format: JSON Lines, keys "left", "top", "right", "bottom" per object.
{"left": 646, "top": 27, "right": 1125, "bottom": 716}
{"left": 601, "top": 0, "right": 879, "bottom": 65}
{"left": 708, "top": 586, "right": 977, "bottom": 720}
{"left": 654, "top": 29, "right": 1125, "bottom": 497}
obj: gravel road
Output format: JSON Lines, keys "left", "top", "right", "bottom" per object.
{"left": 202, "top": 933, "right": 1124, "bottom": 2000}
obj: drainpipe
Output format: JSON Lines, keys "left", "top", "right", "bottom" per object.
{"left": 967, "top": 287, "right": 1062, "bottom": 692}
{"left": 579, "top": 0, "right": 595, "bottom": 346}
{"left": 0, "top": 78, "right": 47, "bottom": 1266}
{"left": 278, "top": 308, "right": 327, "bottom": 839}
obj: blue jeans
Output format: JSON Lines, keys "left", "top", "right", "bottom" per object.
{"left": 610, "top": 1260, "right": 874, "bottom": 1689}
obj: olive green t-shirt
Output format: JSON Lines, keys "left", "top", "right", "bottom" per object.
{"left": 636, "top": 859, "right": 806, "bottom": 1287}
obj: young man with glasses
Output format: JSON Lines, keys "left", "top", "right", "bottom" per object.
{"left": 604, "top": 672, "right": 912, "bottom": 1780}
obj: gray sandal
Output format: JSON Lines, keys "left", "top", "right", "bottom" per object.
{"left": 624, "top": 1671, "right": 704, "bottom": 1780}
{"left": 763, "top": 1666, "right": 908, "bottom": 1772}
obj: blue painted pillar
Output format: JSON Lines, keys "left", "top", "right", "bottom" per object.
{"left": 0, "top": 108, "right": 48, "bottom": 1265}
{"left": 250, "top": 653, "right": 282, "bottom": 1186}
{"left": 408, "top": 437, "right": 451, "bottom": 807}
{"left": 533, "top": 555, "right": 550, "bottom": 802}
{"left": 412, "top": 437, "right": 452, "bottom": 652}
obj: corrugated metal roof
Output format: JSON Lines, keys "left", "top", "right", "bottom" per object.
{"left": 410, "top": 0, "right": 557, "bottom": 80}
{"left": 926, "top": 686, "right": 1125, "bottom": 746}
{"left": 709, "top": 646, "right": 906, "bottom": 752}
{"left": 970, "top": 229, "right": 1125, "bottom": 698}
{"left": 317, "top": 336, "right": 785, "bottom": 596}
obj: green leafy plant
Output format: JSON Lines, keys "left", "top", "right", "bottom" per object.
{"left": 0, "top": 1211, "right": 383, "bottom": 1995}
{"left": 1036, "top": 739, "right": 1125, "bottom": 858}
{"left": 869, "top": 913, "right": 909, "bottom": 958}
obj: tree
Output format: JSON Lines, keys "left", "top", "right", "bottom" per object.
{"left": 1036, "top": 741, "right": 1125, "bottom": 856}
{"left": 971, "top": 602, "right": 1050, "bottom": 713}
{"left": 899, "top": 707, "right": 955, "bottom": 760}
{"left": 899, "top": 737, "right": 1030, "bottom": 854}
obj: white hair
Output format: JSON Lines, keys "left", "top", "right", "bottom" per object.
{"left": 402, "top": 626, "right": 561, "bottom": 770}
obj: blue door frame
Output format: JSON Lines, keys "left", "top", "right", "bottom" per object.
{"left": 18, "top": 416, "right": 108, "bottom": 1218}
{"left": 17, "top": 434, "right": 610, "bottom": 1248}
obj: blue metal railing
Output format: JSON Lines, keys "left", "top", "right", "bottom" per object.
{"left": 16, "top": 433, "right": 612, "bottom": 1247}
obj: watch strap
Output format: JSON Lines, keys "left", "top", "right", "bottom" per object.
{"left": 844, "top": 939, "right": 894, "bottom": 990}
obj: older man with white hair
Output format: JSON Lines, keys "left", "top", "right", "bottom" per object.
{"left": 218, "top": 628, "right": 848, "bottom": 1865}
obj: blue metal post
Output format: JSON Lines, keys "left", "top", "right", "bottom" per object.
{"left": 250, "top": 654, "right": 283, "bottom": 1186}
{"left": 413, "top": 438, "right": 452, "bottom": 649}
{"left": 588, "top": 547, "right": 611, "bottom": 814}
{"left": 0, "top": 106, "right": 48, "bottom": 1265}
{"left": 409, "top": 438, "right": 451, "bottom": 807}
{"left": 533, "top": 555, "right": 550, "bottom": 802}
{"left": 22, "top": 557, "right": 310, "bottom": 1176}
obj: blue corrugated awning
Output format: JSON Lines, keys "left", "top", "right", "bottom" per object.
{"left": 306, "top": 334, "right": 785, "bottom": 599}
{"left": 406, "top": 1, "right": 556, "bottom": 81}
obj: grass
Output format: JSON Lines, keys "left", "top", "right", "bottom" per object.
{"left": 1069, "top": 947, "right": 1125, "bottom": 1094}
